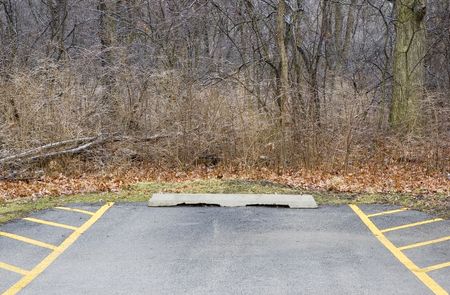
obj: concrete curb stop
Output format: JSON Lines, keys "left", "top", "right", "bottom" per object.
{"left": 148, "top": 193, "right": 318, "bottom": 209}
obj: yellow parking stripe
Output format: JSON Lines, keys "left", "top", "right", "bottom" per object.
{"left": 22, "top": 218, "right": 78, "bottom": 231}
{"left": 350, "top": 205, "right": 448, "bottom": 295}
{"left": 399, "top": 236, "right": 450, "bottom": 251}
{"left": 0, "top": 232, "right": 57, "bottom": 250}
{"left": 4, "top": 202, "right": 114, "bottom": 295}
{"left": 367, "top": 208, "right": 408, "bottom": 217}
{"left": 0, "top": 262, "right": 29, "bottom": 276}
{"left": 421, "top": 261, "right": 450, "bottom": 272}
{"left": 54, "top": 207, "right": 95, "bottom": 216}
{"left": 421, "top": 262, "right": 450, "bottom": 273}
{"left": 381, "top": 218, "right": 443, "bottom": 233}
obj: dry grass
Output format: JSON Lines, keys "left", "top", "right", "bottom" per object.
{"left": 0, "top": 63, "right": 449, "bottom": 182}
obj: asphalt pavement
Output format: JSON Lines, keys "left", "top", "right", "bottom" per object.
{"left": 0, "top": 203, "right": 449, "bottom": 294}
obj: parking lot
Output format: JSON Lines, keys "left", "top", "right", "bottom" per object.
{"left": 0, "top": 203, "right": 448, "bottom": 294}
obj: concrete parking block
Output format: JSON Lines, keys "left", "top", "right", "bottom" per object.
{"left": 148, "top": 193, "right": 318, "bottom": 208}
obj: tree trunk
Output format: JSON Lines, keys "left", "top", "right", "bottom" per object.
{"left": 342, "top": 0, "right": 357, "bottom": 65}
{"left": 334, "top": 1, "right": 343, "bottom": 70}
{"left": 47, "top": 0, "right": 68, "bottom": 60}
{"left": 390, "top": 0, "right": 427, "bottom": 131}
{"left": 276, "top": 0, "right": 290, "bottom": 171}
{"left": 276, "top": 0, "right": 290, "bottom": 115}
{"left": 98, "top": 0, "right": 117, "bottom": 130}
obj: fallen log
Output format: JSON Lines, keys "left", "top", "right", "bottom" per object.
{"left": 26, "top": 136, "right": 109, "bottom": 163}
{"left": 0, "top": 133, "right": 170, "bottom": 166}
{"left": 0, "top": 136, "right": 96, "bottom": 164}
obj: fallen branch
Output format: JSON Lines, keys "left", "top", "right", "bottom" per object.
{"left": 116, "top": 134, "right": 170, "bottom": 143}
{"left": 0, "top": 136, "right": 96, "bottom": 164}
{"left": 27, "top": 136, "right": 109, "bottom": 163}
{"left": 0, "top": 133, "right": 170, "bottom": 167}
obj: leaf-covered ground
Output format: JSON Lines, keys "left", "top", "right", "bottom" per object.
{"left": 0, "top": 163, "right": 448, "bottom": 223}
{"left": 1, "top": 163, "right": 448, "bottom": 199}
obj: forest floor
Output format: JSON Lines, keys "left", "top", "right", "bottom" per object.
{"left": 0, "top": 163, "right": 449, "bottom": 224}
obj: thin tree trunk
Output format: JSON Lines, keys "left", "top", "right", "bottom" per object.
{"left": 98, "top": 0, "right": 117, "bottom": 130}
{"left": 334, "top": 1, "right": 343, "bottom": 69}
{"left": 342, "top": 0, "right": 357, "bottom": 65}
{"left": 276, "top": 0, "right": 290, "bottom": 171}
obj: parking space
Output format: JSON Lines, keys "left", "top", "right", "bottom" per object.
{"left": 351, "top": 204, "right": 450, "bottom": 294}
{"left": 0, "top": 269, "right": 21, "bottom": 293}
{"left": 0, "top": 203, "right": 113, "bottom": 295}
{"left": 0, "top": 237, "right": 51, "bottom": 271}
{"left": 0, "top": 220, "right": 77, "bottom": 247}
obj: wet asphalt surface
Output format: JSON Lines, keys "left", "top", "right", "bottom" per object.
{"left": 0, "top": 203, "right": 449, "bottom": 294}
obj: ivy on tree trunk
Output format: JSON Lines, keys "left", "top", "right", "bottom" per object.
{"left": 390, "top": 0, "right": 427, "bottom": 131}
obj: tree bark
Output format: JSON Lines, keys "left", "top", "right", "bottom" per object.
{"left": 47, "top": 0, "right": 68, "bottom": 60}
{"left": 97, "top": 0, "right": 117, "bottom": 130}
{"left": 342, "top": 0, "right": 357, "bottom": 65}
{"left": 390, "top": 0, "right": 427, "bottom": 131}
{"left": 276, "top": 0, "right": 290, "bottom": 116}
{"left": 276, "top": 0, "right": 290, "bottom": 170}
{"left": 334, "top": 1, "right": 343, "bottom": 69}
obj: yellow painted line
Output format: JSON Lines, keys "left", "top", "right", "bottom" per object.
{"left": 367, "top": 208, "right": 408, "bottom": 217}
{"left": 399, "top": 236, "right": 450, "bottom": 251}
{"left": 22, "top": 218, "right": 78, "bottom": 231}
{"left": 421, "top": 262, "right": 450, "bottom": 273}
{"left": 349, "top": 204, "right": 448, "bottom": 295}
{"left": 381, "top": 218, "right": 444, "bottom": 233}
{"left": 54, "top": 207, "right": 95, "bottom": 216}
{"left": 0, "top": 231, "right": 57, "bottom": 250}
{"left": 0, "top": 262, "right": 29, "bottom": 276}
{"left": 3, "top": 202, "right": 114, "bottom": 295}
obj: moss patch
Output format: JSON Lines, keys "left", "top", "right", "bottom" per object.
{"left": 1, "top": 179, "right": 448, "bottom": 224}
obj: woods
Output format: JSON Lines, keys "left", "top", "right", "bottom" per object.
{"left": 0, "top": 0, "right": 449, "bottom": 182}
